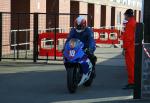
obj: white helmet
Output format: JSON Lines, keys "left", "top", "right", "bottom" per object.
{"left": 74, "top": 16, "right": 87, "bottom": 33}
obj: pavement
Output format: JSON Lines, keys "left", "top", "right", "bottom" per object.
{"left": 0, "top": 48, "right": 149, "bottom": 103}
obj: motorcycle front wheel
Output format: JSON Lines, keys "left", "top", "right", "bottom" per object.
{"left": 67, "top": 67, "right": 78, "bottom": 93}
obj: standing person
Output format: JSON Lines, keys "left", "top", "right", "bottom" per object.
{"left": 121, "top": 9, "right": 136, "bottom": 89}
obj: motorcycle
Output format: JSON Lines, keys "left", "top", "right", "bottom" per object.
{"left": 63, "top": 38, "right": 96, "bottom": 93}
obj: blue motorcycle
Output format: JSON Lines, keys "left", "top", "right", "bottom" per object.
{"left": 63, "top": 38, "right": 96, "bottom": 93}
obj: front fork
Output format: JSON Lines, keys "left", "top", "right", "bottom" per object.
{"left": 65, "top": 63, "right": 82, "bottom": 84}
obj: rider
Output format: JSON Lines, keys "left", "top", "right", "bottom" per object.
{"left": 66, "top": 16, "right": 96, "bottom": 77}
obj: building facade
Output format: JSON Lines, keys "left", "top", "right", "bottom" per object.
{"left": 0, "top": 0, "right": 142, "bottom": 55}
{"left": 0, "top": 0, "right": 142, "bottom": 28}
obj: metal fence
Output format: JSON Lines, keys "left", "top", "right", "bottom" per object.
{"left": 0, "top": 12, "right": 89, "bottom": 62}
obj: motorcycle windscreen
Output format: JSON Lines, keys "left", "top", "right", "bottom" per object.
{"left": 64, "top": 39, "right": 85, "bottom": 62}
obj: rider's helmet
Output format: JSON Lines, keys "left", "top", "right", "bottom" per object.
{"left": 74, "top": 16, "right": 87, "bottom": 33}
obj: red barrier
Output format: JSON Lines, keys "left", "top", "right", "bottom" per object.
{"left": 56, "top": 33, "right": 68, "bottom": 56}
{"left": 38, "top": 29, "right": 120, "bottom": 57}
{"left": 93, "top": 29, "right": 120, "bottom": 44}
{"left": 38, "top": 32, "right": 54, "bottom": 56}
{"left": 38, "top": 32, "right": 68, "bottom": 57}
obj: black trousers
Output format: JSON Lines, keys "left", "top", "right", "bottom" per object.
{"left": 87, "top": 53, "right": 97, "bottom": 66}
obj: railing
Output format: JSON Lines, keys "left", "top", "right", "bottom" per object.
{"left": 0, "top": 12, "right": 124, "bottom": 61}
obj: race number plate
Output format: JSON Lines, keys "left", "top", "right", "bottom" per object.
{"left": 69, "top": 50, "right": 76, "bottom": 57}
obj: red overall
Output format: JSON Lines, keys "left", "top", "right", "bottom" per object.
{"left": 121, "top": 17, "right": 136, "bottom": 84}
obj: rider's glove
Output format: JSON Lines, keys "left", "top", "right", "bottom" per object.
{"left": 84, "top": 48, "right": 93, "bottom": 55}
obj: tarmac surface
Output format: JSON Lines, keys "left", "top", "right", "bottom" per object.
{"left": 0, "top": 48, "right": 149, "bottom": 103}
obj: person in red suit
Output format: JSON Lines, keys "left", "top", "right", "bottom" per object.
{"left": 121, "top": 9, "right": 136, "bottom": 89}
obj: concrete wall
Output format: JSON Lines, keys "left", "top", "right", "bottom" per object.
{"left": 94, "top": 4, "right": 101, "bottom": 28}
{"left": 30, "top": 0, "right": 46, "bottom": 30}
{"left": 106, "top": 6, "right": 111, "bottom": 27}
{"left": 30, "top": 0, "right": 46, "bottom": 50}
{"left": 79, "top": 2, "right": 88, "bottom": 20}
{"left": 0, "top": 0, "right": 10, "bottom": 12}
{"left": 59, "top": 0, "right": 70, "bottom": 32}
{"left": 136, "top": 10, "right": 139, "bottom": 22}
{"left": 0, "top": 0, "right": 142, "bottom": 30}
{"left": 0, "top": 0, "right": 11, "bottom": 35}
{"left": 115, "top": 7, "right": 126, "bottom": 26}
{"left": 115, "top": 8, "right": 120, "bottom": 26}
{"left": 121, "top": 8, "right": 126, "bottom": 24}
{"left": 30, "top": 0, "right": 46, "bottom": 13}
{"left": 0, "top": 0, "right": 11, "bottom": 54}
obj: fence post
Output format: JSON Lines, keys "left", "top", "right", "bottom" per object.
{"left": 33, "top": 13, "right": 39, "bottom": 62}
{"left": 54, "top": 14, "right": 57, "bottom": 60}
{"left": 90, "top": 15, "right": 93, "bottom": 28}
{"left": 0, "top": 12, "right": 2, "bottom": 61}
{"left": 134, "top": 23, "right": 144, "bottom": 99}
